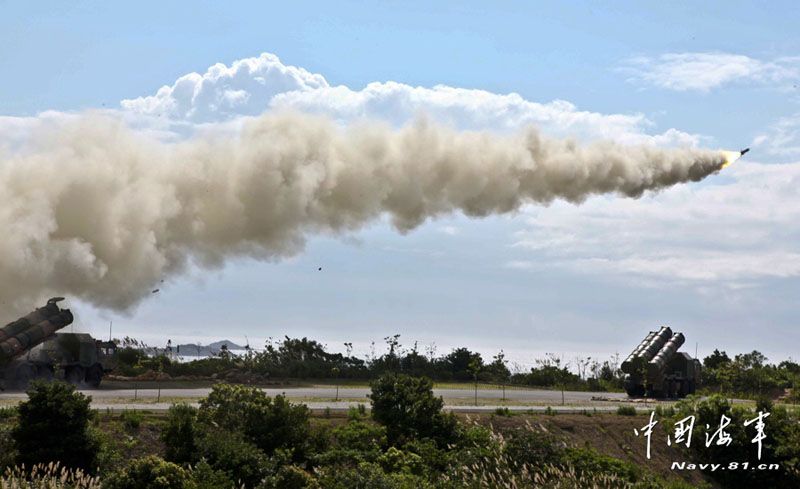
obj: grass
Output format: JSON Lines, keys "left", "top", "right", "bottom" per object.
{"left": 119, "top": 410, "right": 144, "bottom": 431}
{"left": 0, "top": 463, "right": 100, "bottom": 489}
{"left": 494, "top": 407, "right": 512, "bottom": 417}
{"left": 616, "top": 406, "right": 637, "bottom": 416}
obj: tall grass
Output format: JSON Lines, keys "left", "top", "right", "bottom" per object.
{"left": 1, "top": 463, "right": 100, "bottom": 489}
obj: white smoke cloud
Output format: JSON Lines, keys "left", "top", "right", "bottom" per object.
{"left": 621, "top": 52, "right": 800, "bottom": 92}
{"left": 0, "top": 111, "right": 726, "bottom": 311}
{"left": 0, "top": 111, "right": 81, "bottom": 154}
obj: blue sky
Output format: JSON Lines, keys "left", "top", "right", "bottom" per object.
{"left": 2, "top": 2, "right": 800, "bottom": 369}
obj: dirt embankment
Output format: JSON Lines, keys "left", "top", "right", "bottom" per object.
{"left": 470, "top": 413, "right": 716, "bottom": 488}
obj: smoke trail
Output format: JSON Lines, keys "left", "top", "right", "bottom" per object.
{"left": 0, "top": 111, "right": 726, "bottom": 311}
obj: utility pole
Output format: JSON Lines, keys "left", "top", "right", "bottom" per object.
{"left": 109, "top": 321, "right": 113, "bottom": 342}
{"left": 331, "top": 367, "right": 340, "bottom": 402}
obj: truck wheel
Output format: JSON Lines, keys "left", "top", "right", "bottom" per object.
{"left": 35, "top": 365, "right": 54, "bottom": 382}
{"left": 65, "top": 366, "right": 85, "bottom": 385}
{"left": 11, "top": 363, "right": 36, "bottom": 391}
{"left": 86, "top": 364, "right": 103, "bottom": 388}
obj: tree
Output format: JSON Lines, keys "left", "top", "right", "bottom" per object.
{"left": 162, "top": 403, "right": 199, "bottom": 465}
{"left": 443, "top": 348, "right": 483, "bottom": 381}
{"left": 483, "top": 351, "right": 511, "bottom": 383}
{"left": 735, "top": 350, "right": 768, "bottom": 369}
{"left": 703, "top": 349, "right": 731, "bottom": 370}
{"left": 369, "top": 373, "right": 458, "bottom": 447}
{"left": 12, "top": 381, "right": 99, "bottom": 472}
{"left": 599, "top": 361, "right": 616, "bottom": 382}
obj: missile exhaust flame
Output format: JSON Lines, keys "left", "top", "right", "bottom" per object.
{"left": 720, "top": 147, "right": 750, "bottom": 169}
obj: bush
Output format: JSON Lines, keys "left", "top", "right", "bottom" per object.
{"left": 313, "top": 420, "right": 387, "bottom": 468}
{"left": 12, "top": 381, "right": 99, "bottom": 472}
{"left": 347, "top": 403, "right": 368, "bottom": 420}
{"left": 315, "top": 461, "right": 431, "bottom": 489}
{"left": 258, "top": 465, "right": 315, "bottom": 489}
{"left": 196, "top": 428, "right": 271, "bottom": 488}
{"left": 120, "top": 410, "right": 144, "bottom": 431}
{"left": 401, "top": 437, "right": 452, "bottom": 475}
{"left": 330, "top": 420, "right": 387, "bottom": 452}
{"left": 0, "top": 406, "right": 16, "bottom": 419}
{"left": 563, "top": 447, "right": 640, "bottom": 482}
{"left": 616, "top": 405, "right": 637, "bottom": 416}
{"left": 104, "top": 456, "right": 193, "bottom": 489}
{"left": 493, "top": 407, "right": 511, "bottom": 417}
{"left": 0, "top": 423, "right": 16, "bottom": 470}
{"left": 161, "top": 404, "right": 199, "bottom": 465}
{"left": 673, "top": 394, "right": 799, "bottom": 488}
{"left": 377, "top": 446, "right": 425, "bottom": 475}
{"left": 199, "top": 384, "right": 310, "bottom": 458}
{"left": 503, "top": 429, "right": 563, "bottom": 468}
{"left": 188, "top": 461, "right": 235, "bottom": 489}
{"left": 654, "top": 405, "right": 675, "bottom": 417}
{"left": 369, "top": 374, "right": 458, "bottom": 447}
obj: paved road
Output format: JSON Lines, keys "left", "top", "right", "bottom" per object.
{"left": 81, "top": 402, "right": 644, "bottom": 413}
{"left": 0, "top": 386, "right": 628, "bottom": 405}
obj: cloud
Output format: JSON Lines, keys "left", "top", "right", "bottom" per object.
{"left": 509, "top": 160, "right": 800, "bottom": 286}
{"left": 118, "top": 52, "right": 703, "bottom": 146}
{"left": 753, "top": 112, "right": 800, "bottom": 157}
{"left": 621, "top": 52, "right": 799, "bottom": 92}
{"left": 270, "top": 82, "right": 703, "bottom": 146}
{"left": 120, "top": 52, "right": 329, "bottom": 122}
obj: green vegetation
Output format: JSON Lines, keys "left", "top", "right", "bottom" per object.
{"left": 1, "top": 376, "right": 798, "bottom": 487}
{"left": 0, "top": 374, "right": 764, "bottom": 489}
{"left": 1, "top": 464, "right": 99, "bottom": 488}
{"left": 112, "top": 335, "right": 800, "bottom": 405}
{"left": 670, "top": 394, "right": 800, "bottom": 488}
{"left": 701, "top": 349, "right": 800, "bottom": 400}
{"left": 198, "top": 383, "right": 311, "bottom": 458}
{"left": 104, "top": 456, "right": 193, "bottom": 489}
{"left": 160, "top": 404, "right": 198, "bottom": 465}
{"left": 119, "top": 411, "right": 143, "bottom": 432}
{"left": 369, "top": 374, "right": 458, "bottom": 447}
{"left": 616, "top": 406, "right": 637, "bottom": 416}
{"left": 111, "top": 335, "right": 626, "bottom": 392}
{"left": 493, "top": 407, "right": 512, "bottom": 417}
{"left": 12, "top": 381, "right": 99, "bottom": 472}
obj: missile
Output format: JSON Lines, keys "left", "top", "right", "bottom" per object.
{"left": 720, "top": 147, "right": 750, "bottom": 169}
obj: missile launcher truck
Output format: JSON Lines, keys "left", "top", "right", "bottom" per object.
{"left": 0, "top": 298, "right": 116, "bottom": 390}
{"left": 620, "top": 326, "right": 701, "bottom": 398}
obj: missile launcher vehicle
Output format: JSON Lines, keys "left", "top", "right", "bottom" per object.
{"left": 0, "top": 298, "right": 116, "bottom": 390}
{"left": 620, "top": 326, "right": 701, "bottom": 398}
